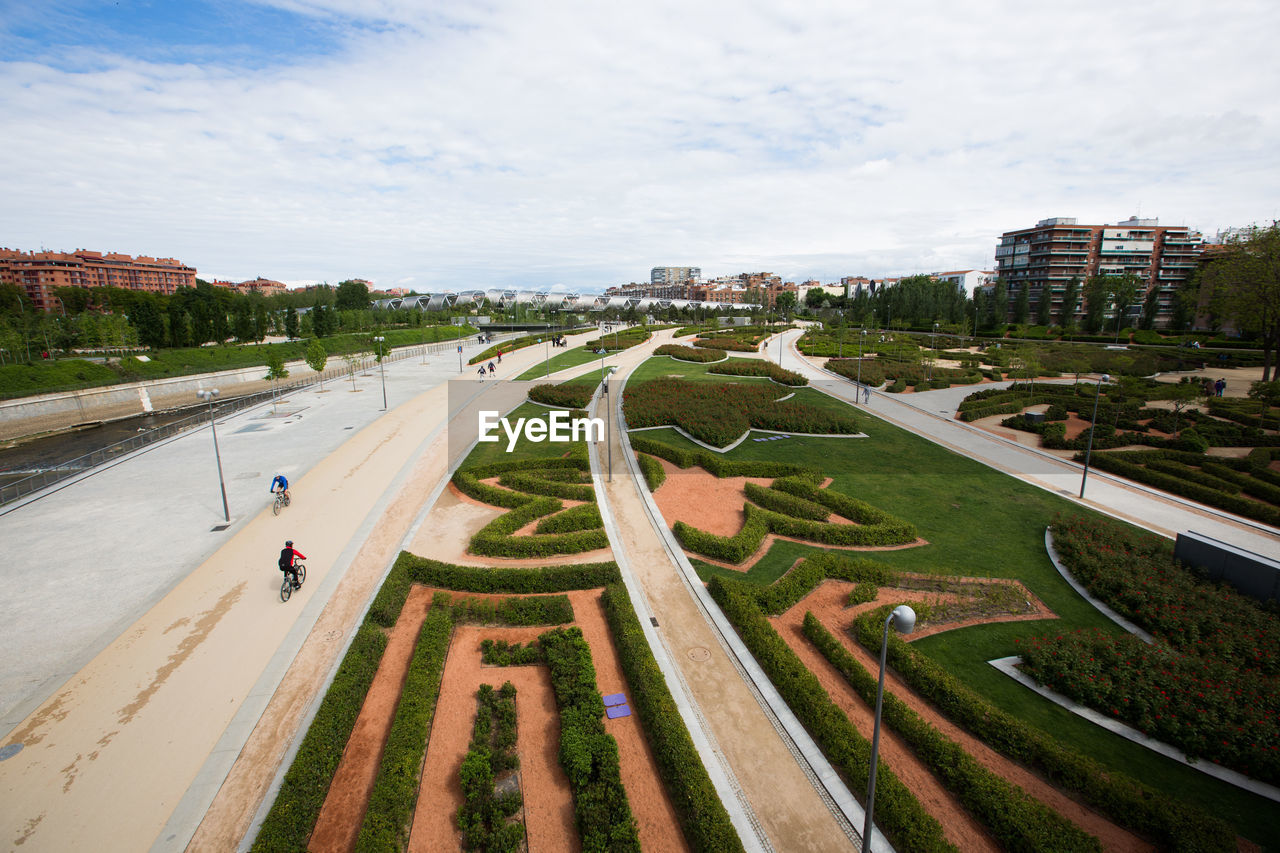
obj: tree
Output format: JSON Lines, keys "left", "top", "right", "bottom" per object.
{"left": 131, "top": 294, "right": 166, "bottom": 349}
{"left": 1110, "top": 274, "right": 1141, "bottom": 342}
{"left": 167, "top": 301, "right": 190, "bottom": 348}
{"left": 1248, "top": 380, "right": 1280, "bottom": 432}
{"left": 1203, "top": 222, "right": 1280, "bottom": 381}
{"left": 1082, "top": 276, "right": 1110, "bottom": 334}
{"left": 306, "top": 338, "right": 329, "bottom": 390}
{"left": 1139, "top": 285, "right": 1161, "bottom": 331}
{"left": 285, "top": 306, "right": 300, "bottom": 339}
{"left": 335, "top": 279, "right": 371, "bottom": 311}
{"left": 1035, "top": 285, "right": 1053, "bottom": 327}
{"left": 233, "top": 301, "right": 254, "bottom": 342}
{"left": 774, "top": 291, "right": 797, "bottom": 320}
{"left": 264, "top": 344, "right": 289, "bottom": 413}
{"left": 1059, "top": 276, "right": 1081, "bottom": 330}
{"left": 1013, "top": 284, "right": 1030, "bottom": 325}
{"left": 991, "top": 279, "right": 1009, "bottom": 326}
{"left": 253, "top": 302, "right": 269, "bottom": 342}
{"left": 1167, "top": 380, "right": 1202, "bottom": 435}
{"left": 805, "top": 287, "right": 826, "bottom": 309}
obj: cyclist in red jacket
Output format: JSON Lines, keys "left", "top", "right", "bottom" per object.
{"left": 278, "top": 540, "right": 306, "bottom": 589}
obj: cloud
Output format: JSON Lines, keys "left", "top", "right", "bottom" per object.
{"left": 2, "top": 0, "right": 1279, "bottom": 290}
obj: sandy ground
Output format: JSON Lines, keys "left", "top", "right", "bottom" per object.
{"left": 772, "top": 579, "right": 1153, "bottom": 852}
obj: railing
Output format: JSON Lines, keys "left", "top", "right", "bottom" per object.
{"left": 0, "top": 338, "right": 478, "bottom": 508}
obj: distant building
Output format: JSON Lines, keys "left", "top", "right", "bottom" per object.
{"left": 651, "top": 266, "right": 701, "bottom": 286}
{"left": 994, "top": 216, "right": 1202, "bottom": 327}
{"left": 932, "top": 270, "right": 996, "bottom": 296}
{"left": 0, "top": 247, "right": 198, "bottom": 312}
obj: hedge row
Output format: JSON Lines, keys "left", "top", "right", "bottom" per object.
{"left": 456, "top": 682, "right": 525, "bottom": 851}
{"left": 1082, "top": 452, "right": 1280, "bottom": 527}
{"left": 629, "top": 433, "right": 813, "bottom": 478}
{"left": 600, "top": 583, "right": 745, "bottom": 853}
{"left": 453, "top": 455, "right": 589, "bottom": 510}
{"left": 539, "top": 627, "right": 641, "bottom": 851}
{"left": 743, "top": 481, "right": 830, "bottom": 521}
{"left": 773, "top": 477, "right": 918, "bottom": 535}
{"left": 847, "top": 611, "right": 1235, "bottom": 851}
{"left": 528, "top": 382, "right": 596, "bottom": 409}
{"left": 653, "top": 344, "right": 726, "bottom": 363}
{"left": 442, "top": 592, "right": 576, "bottom": 626}
{"left": 470, "top": 496, "right": 609, "bottom": 558}
{"left": 708, "top": 360, "right": 808, "bottom": 386}
{"left": 250, "top": 625, "right": 390, "bottom": 851}
{"left": 480, "top": 638, "right": 544, "bottom": 666}
{"left": 355, "top": 605, "right": 454, "bottom": 852}
{"left": 383, "top": 555, "right": 621, "bottom": 604}
{"left": 637, "top": 453, "right": 666, "bottom": 491}
{"left": 693, "top": 337, "right": 757, "bottom": 352}
{"left": 805, "top": 613, "right": 1101, "bottom": 852}
{"left": 753, "top": 551, "right": 898, "bottom": 615}
{"left": 751, "top": 503, "right": 916, "bottom": 548}
{"left": 535, "top": 502, "right": 604, "bottom": 534}
{"left": 707, "top": 576, "right": 954, "bottom": 852}
{"left": 499, "top": 469, "right": 595, "bottom": 502}
{"left": 470, "top": 333, "right": 545, "bottom": 365}
{"left": 823, "top": 358, "right": 887, "bottom": 387}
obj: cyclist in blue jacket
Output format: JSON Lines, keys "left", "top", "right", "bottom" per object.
{"left": 270, "top": 473, "right": 290, "bottom": 502}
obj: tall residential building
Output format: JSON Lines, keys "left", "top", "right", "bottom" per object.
{"left": 650, "top": 266, "right": 701, "bottom": 286}
{"left": 993, "top": 217, "right": 1202, "bottom": 327}
{"left": 0, "top": 247, "right": 198, "bottom": 312}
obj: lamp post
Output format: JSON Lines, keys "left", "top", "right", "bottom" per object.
{"left": 196, "top": 389, "right": 230, "bottom": 524}
{"left": 929, "top": 322, "right": 939, "bottom": 380}
{"left": 373, "top": 336, "right": 387, "bottom": 410}
{"left": 604, "top": 366, "right": 618, "bottom": 481}
{"left": 545, "top": 327, "right": 551, "bottom": 378}
{"left": 856, "top": 329, "right": 867, "bottom": 403}
{"left": 1079, "top": 374, "right": 1110, "bottom": 499}
{"left": 863, "top": 604, "right": 917, "bottom": 853}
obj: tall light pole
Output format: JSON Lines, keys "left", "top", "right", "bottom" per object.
{"left": 1079, "top": 373, "right": 1110, "bottom": 498}
{"left": 856, "top": 329, "right": 867, "bottom": 402}
{"left": 930, "top": 322, "right": 939, "bottom": 381}
{"left": 196, "top": 389, "right": 230, "bottom": 524}
{"left": 373, "top": 336, "right": 387, "bottom": 410}
{"left": 863, "top": 604, "right": 917, "bottom": 853}
{"left": 604, "top": 366, "right": 618, "bottom": 481}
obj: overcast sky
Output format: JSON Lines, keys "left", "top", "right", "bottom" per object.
{"left": 2, "top": 0, "right": 1278, "bottom": 293}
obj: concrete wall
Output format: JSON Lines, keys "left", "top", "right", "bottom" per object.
{"left": 1174, "top": 531, "right": 1280, "bottom": 602}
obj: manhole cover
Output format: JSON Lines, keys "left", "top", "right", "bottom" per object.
{"left": 687, "top": 647, "right": 711, "bottom": 662}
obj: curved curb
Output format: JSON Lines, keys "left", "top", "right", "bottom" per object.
{"left": 1043, "top": 528, "right": 1154, "bottom": 644}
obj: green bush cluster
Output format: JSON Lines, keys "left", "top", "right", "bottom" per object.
{"left": 708, "top": 360, "right": 808, "bottom": 386}
{"left": 528, "top": 382, "right": 596, "bottom": 409}
{"left": 456, "top": 682, "right": 525, "bottom": 852}
{"left": 585, "top": 327, "right": 651, "bottom": 351}
{"left": 743, "top": 481, "right": 830, "bottom": 520}
{"left": 707, "top": 577, "right": 954, "bottom": 852}
{"left": 498, "top": 469, "right": 595, "bottom": 502}
{"left": 629, "top": 434, "right": 812, "bottom": 477}
{"left": 470, "top": 333, "right": 547, "bottom": 365}
{"left": 637, "top": 452, "right": 666, "bottom": 491}
{"left": 692, "top": 336, "right": 758, "bottom": 352}
{"left": 848, "top": 610, "right": 1235, "bottom": 851}
{"left": 250, "top": 625, "right": 389, "bottom": 851}
{"left": 535, "top": 502, "right": 603, "bottom": 534}
{"left": 599, "top": 584, "right": 745, "bottom": 852}
{"left": 480, "top": 638, "right": 544, "bottom": 666}
{"left": 470, "top": 496, "right": 609, "bottom": 558}
{"left": 805, "top": 613, "right": 1101, "bottom": 852}
{"left": 355, "top": 606, "right": 454, "bottom": 852}
{"left": 653, "top": 343, "right": 726, "bottom": 362}
{"left": 442, "top": 592, "right": 575, "bottom": 626}
{"left": 624, "top": 377, "right": 858, "bottom": 447}
{"left": 1082, "top": 452, "right": 1280, "bottom": 526}
{"left": 849, "top": 583, "right": 878, "bottom": 605}
{"left": 539, "top": 627, "right": 641, "bottom": 852}
{"left": 753, "top": 551, "right": 898, "bottom": 615}
{"left": 391, "top": 554, "right": 621, "bottom": 595}
{"left": 822, "top": 358, "right": 886, "bottom": 386}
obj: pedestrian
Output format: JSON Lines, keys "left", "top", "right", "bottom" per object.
{"left": 477, "top": 366, "right": 486, "bottom": 381}
{"left": 487, "top": 361, "right": 496, "bottom": 375}
{"left": 1215, "top": 378, "right": 1226, "bottom": 397}
{"left": 496, "top": 350, "right": 502, "bottom": 363}
{"left": 863, "top": 385, "right": 871, "bottom": 404}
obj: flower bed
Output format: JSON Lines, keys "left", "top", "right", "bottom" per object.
{"left": 653, "top": 344, "right": 726, "bottom": 363}
{"left": 623, "top": 377, "right": 857, "bottom": 448}
{"left": 708, "top": 360, "right": 808, "bottom": 386}
{"left": 823, "top": 358, "right": 886, "bottom": 387}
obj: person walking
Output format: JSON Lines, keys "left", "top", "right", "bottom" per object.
{"left": 863, "top": 385, "right": 871, "bottom": 404}
{"left": 1215, "top": 378, "right": 1226, "bottom": 397}
{"left": 487, "top": 361, "right": 496, "bottom": 376}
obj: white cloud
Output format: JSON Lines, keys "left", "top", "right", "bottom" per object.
{"left": 2, "top": 0, "right": 1278, "bottom": 290}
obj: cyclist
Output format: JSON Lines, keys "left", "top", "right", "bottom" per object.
{"left": 270, "top": 473, "right": 290, "bottom": 503}
{"left": 279, "top": 540, "right": 306, "bottom": 589}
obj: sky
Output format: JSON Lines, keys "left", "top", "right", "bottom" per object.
{"left": 2, "top": 0, "right": 1278, "bottom": 293}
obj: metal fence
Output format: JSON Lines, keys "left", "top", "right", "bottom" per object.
{"left": 0, "top": 340, "right": 468, "bottom": 508}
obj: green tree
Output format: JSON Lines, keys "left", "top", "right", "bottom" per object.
{"left": 1110, "top": 274, "right": 1141, "bottom": 342}
{"left": 305, "top": 338, "right": 329, "bottom": 390}
{"left": 1035, "top": 285, "right": 1053, "bottom": 326}
{"left": 805, "top": 287, "right": 826, "bottom": 309}
{"left": 1167, "top": 380, "right": 1202, "bottom": 434}
{"left": 774, "top": 291, "right": 797, "bottom": 320}
{"left": 335, "top": 279, "right": 371, "bottom": 311}
{"left": 1139, "top": 285, "right": 1162, "bottom": 331}
{"left": 1013, "top": 283, "right": 1030, "bottom": 325}
{"left": 1059, "top": 276, "right": 1081, "bottom": 330}
{"left": 131, "top": 294, "right": 166, "bottom": 349}
{"left": 253, "top": 302, "right": 269, "bottom": 342}
{"left": 1248, "top": 379, "right": 1280, "bottom": 431}
{"left": 1082, "top": 276, "right": 1110, "bottom": 334}
{"left": 264, "top": 344, "right": 289, "bottom": 413}
{"left": 991, "top": 279, "right": 1009, "bottom": 326}
{"left": 233, "top": 300, "right": 254, "bottom": 342}
{"left": 1203, "top": 222, "right": 1280, "bottom": 380}
{"left": 167, "top": 301, "right": 190, "bottom": 348}
{"left": 285, "top": 306, "right": 300, "bottom": 339}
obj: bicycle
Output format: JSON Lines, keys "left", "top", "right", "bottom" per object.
{"left": 280, "top": 559, "right": 306, "bottom": 602}
{"left": 272, "top": 490, "right": 291, "bottom": 516}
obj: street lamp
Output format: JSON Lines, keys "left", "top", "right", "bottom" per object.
{"left": 604, "top": 366, "right": 619, "bottom": 481}
{"left": 856, "top": 329, "right": 867, "bottom": 403}
{"left": 196, "top": 389, "right": 230, "bottom": 524}
{"left": 373, "top": 336, "right": 387, "bottom": 410}
{"left": 863, "top": 604, "right": 917, "bottom": 853}
{"left": 1079, "top": 374, "right": 1110, "bottom": 499}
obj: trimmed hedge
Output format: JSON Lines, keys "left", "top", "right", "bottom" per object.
{"left": 470, "top": 495, "right": 609, "bottom": 558}
{"left": 455, "top": 682, "right": 525, "bottom": 851}
{"left": 1083, "top": 452, "right": 1280, "bottom": 526}
{"left": 600, "top": 583, "right": 745, "bottom": 853}
{"left": 481, "top": 638, "right": 544, "bottom": 666}
{"left": 250, "top": 625, "right": 389, "bottom": 852}
{"left": 708, "top": 360, "right": 808, "bottom": 386}
{"left": 849, "top": 610, "right": 1235, "bottom": 851}
{"left": 498, "top": 469, "right": 595, "bottom": 502}
{"left": 444, "top": 592, "right": 576, "bottom": 626}
{"left": 824, "top": 358, "right": 886, "bottom": 387}
{"left": 629, "top": 433, "right": 812, "bottom": 478}
{"left": 388, "top": 554, "right": 621, "bottom": 597}
{"left": 654, "top": 344, "right": 726, "bottom": 363}
{"left": 743, "top": 481, "right": 830, "bottom": 521}
{"left": 535, "top": 502, "right": 603, "bottom": 534}
{"left": 637, "top": 453, "right": 666, "bottom": 491}
{"left": 805, "top": 613, "right": 1101, "bottom": 852}
{"left": 528, "top": 382, "right": 596, "bottom": 409}
{"left": 754, "top": 551, "right": 898, "bottom": 615}
{"left": 355, "top": 606, "right": 454, "bottom": 852}
{"left": 707, "top": 576, "right": 954, "bottom": 852}
{"left": 540, "top": 627, "right": 641, "bottom": 852}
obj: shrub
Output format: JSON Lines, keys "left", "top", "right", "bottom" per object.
{"left": 823, "top": 358, "right": 886, "bottom": 387}
{"left": 637, "top": 452, "right": 666, "bottom": 491}
{"left": 653, "top": 344, "right": 726, "bottom": 363}
{"left": 455, "top": 682, "right": 524, "bottom": 851}
{"left": 528, "top": 382, "right": 595, "bottom": 409}
{"left": 708, "top": 360, "right": 808, "bottom": 386}
{"left": 535, "top": 502, "right": 603, "bottom": 534}
{"left": 481, "top": 638, "right": 544, "bottom": 666}
{"left": 396, "top": 554, "right": 621, "bottom": 593}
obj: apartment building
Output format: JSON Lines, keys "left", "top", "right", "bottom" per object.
{"left": 650, "top": 266, "right": 701, "bottom": 286}
{"left": 0, "top": 247, "right": 198, "bottom": 312}
{"left": 994, "top": 217, "right": 1202, "bottom": 327}
{"left": 933, "top": 270, "right": 996, "bottom": 296}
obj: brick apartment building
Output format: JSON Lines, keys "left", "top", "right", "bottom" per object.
{"left": 0, "top": 247, "right": 198, "bottom": 312}
{"left": 994, "top": 216, "right": 1203, "bottom": 327}
{"left": 209, "top": 276, "right": 288, "bottom": 297}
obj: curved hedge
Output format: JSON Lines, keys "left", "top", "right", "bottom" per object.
{"left": 708, "top": 360, "right": 808, "bottom": 386}
{"left": 600, "top": 583, "right": 745, "bottom": 853}
{"left": 824, "top": 358, "right": 886, "bottom": 387}
{"left": 535, "top": 502, "right": 603, "bottom": 534}
{"left": 637, "top": 453, "right": 666, "bottom": 491}
{"left": 628, "top": 434, "right": 812, "bottom": 478}
{"left": 806, "top": 613, "right": 1101, "bottom": 853}
{"left": 654, "top": 344, "right": 726, "bottom": 363}
{"left": 529, "top": 382, "right": 596, "bottom": 409}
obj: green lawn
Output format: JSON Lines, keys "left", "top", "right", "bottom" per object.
{"left": 627, "top": 359, "right": 1280, "bottom": 847}
{"left": 514, "top": 344, "right": 617, "bottom": 380}
{"left": 460, "top": 401, "right": 592, "bottom": 468}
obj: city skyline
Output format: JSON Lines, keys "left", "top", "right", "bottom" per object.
{"left": 2, "top": 0, "right": 1278, "bottom": 292}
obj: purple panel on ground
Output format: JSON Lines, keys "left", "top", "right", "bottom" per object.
{"left": 602, "top": 692, "right": 626, "bottom": 706}
{"left": 606, "top": 704, "right": 631, "bottom": 719}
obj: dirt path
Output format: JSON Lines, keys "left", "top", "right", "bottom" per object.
{"left": 775, "top": 579, "right": 1152, "bottom": 852}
